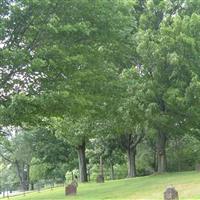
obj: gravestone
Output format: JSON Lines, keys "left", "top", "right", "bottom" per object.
{"left": 65, "top": 180, "right": 78, "bottom": 196}
{"left": 96, "top": 174, "right": 104, "bottom": 183}
{"left": 65, "top": 184, "right": 77, "bottom": 195}
{"left": 164, "top": 186, "right": 179, "bottom": 200}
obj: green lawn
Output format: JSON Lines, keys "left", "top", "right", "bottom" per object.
{"left": 10, "top": 171, "right": 200, "bottom": 200}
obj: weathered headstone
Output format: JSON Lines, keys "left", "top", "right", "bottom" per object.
{"left": 164, "top": 186, "right": 179, "bottom": 200}
{"left": 65, "top": 184, "right": 77, "bottom": 195}
{"left": 65, "top": 180, "right": 78, "bottom": 196}
{"left": 96, "top": 174, "right": 104, "bottom": 183}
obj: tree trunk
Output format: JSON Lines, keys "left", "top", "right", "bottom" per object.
{"left": 88, "top": 168, "right": 90, "bottom": 182}
{"left": 153, "top": 149, "right": 157, "bottom": 172}
{"left": 21, "top": 163, "right": 29, "bottom": 191}
{"left": 26, "top": 164, "right": 30, "bottom": 190}
{"left": 127, "top": 147, "right": 136, "bottom": 177}
{"left": 175, "top": 138, "right": 181, "bottom": 172}
{"left": 99, "top": 155, "right": 104, "bottom": 176}
{"left": 15, "top": 161, "right": 30, "bottom": 191}
{"left": 120, "top": 133, "right": 143, "bottom": 178}
{"left": 77, "top": 140, "right": 88, "bottom": 182}
{"left": 30, "top": 182, "right": 34, "bottom": 190}
{"left": 96, "top": 155, "right": 104, "bottom": 183}
{"left": 110, "top": 163, "right": 114, "bottom": 180}
{"left": 15, "top": 161, "right": 24, "bottom": 191}
{"left": 157, "top": 132, "right": 167, "bottom": 173}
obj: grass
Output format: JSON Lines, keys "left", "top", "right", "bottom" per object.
{"left": 9, "top": 171, "right": 200, "bottom": 200}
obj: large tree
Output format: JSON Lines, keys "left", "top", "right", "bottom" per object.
{"left": 0, "top": 0, "right": 134, "bottom": 182}
{"left": 116, "top": 68, "right": 146, "bottom": 177}
{"left": 133, "top": 0, "right": 200, "bottom": 172}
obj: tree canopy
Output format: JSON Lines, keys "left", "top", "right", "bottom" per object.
{"left": 1, "top": 0, "right": 200, "bottom": 189}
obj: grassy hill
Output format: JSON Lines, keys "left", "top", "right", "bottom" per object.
{"left": 10, "top": 171, "right": 200, "bottom": 200}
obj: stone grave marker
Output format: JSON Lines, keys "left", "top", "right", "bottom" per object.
{"left": 65, "top": 179, "right": 78, "bottom": 196}
{"left": 164, "top": 186, "right": 179, "bottom": 200}
{"left": 96, "top": 174, "right": 104, "bottom": 183}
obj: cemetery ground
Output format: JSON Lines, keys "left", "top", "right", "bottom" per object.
{"left": 7, "top": 171, "right": 200, "bottom": 200}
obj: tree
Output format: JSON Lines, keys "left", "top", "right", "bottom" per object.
{"left": 88, "top": 136, "right": 125, "bottom": 180}
{"left": 133, "top": 1, "right": 200, "bottom": 172}
{"left": 114, "top": 68, "right": 146, "bottom": 177}
{"left": 0, "top": 0, "right": 134, "bottom": 182}
{"left": 0, "top": 128, "right": 33, "bottom": 190}
{"left": 54, "top": 116, "right": 93, "bottom": 182}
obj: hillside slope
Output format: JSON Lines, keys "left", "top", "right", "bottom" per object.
{"left": 11, "top": 171, "right": 200, "bottom": 200}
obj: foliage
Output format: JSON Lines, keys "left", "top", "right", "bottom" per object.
{"left": 1, "top": 0, "right": 200, "bottom": 190}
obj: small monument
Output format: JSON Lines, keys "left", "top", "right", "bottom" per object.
{"left": 65, "top": 176, "right": 78, "bottom": 196}
{"left": 96, "top": 174, "right": 104, "bottom": 183}
{"left": 164, "top": 186, "right": 179, "bottom": 200}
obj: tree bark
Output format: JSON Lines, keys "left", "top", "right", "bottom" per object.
{"left": 110, "top": 163, "right": 114, "bottom": 180}
{"left": 157, "top": 132, "right": 167, "bottom": 173}
{"left": 99, "top": 155, "right": 104, "bottom": 176}
{"left": 15, "top": 161, "right": 24, "bottom": 191}
{"left": 30, "top": 182, "right": 34, "bottom": 190}
{"left": 153, "top": 148, "right": 157, "bottom": 172}
{"left": 127, "top": 147, "right": 136, "bottom": 177}
{"left": 26, "top": 164, "right": 30, "bottom": 190}
{"left": 15, "top": 161, "right": 30, "bottom": 191}
{"left": 120, "top": 133, "right": 144, "bottom": 178}
{"left": 21, "top": 163, "right": 30, "bottom": 191}
{"left": 77, "top": 140, "right": 88, "bottom": 182}
{"left": 88, "top": 168, "right": 90, "bottom": 182}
